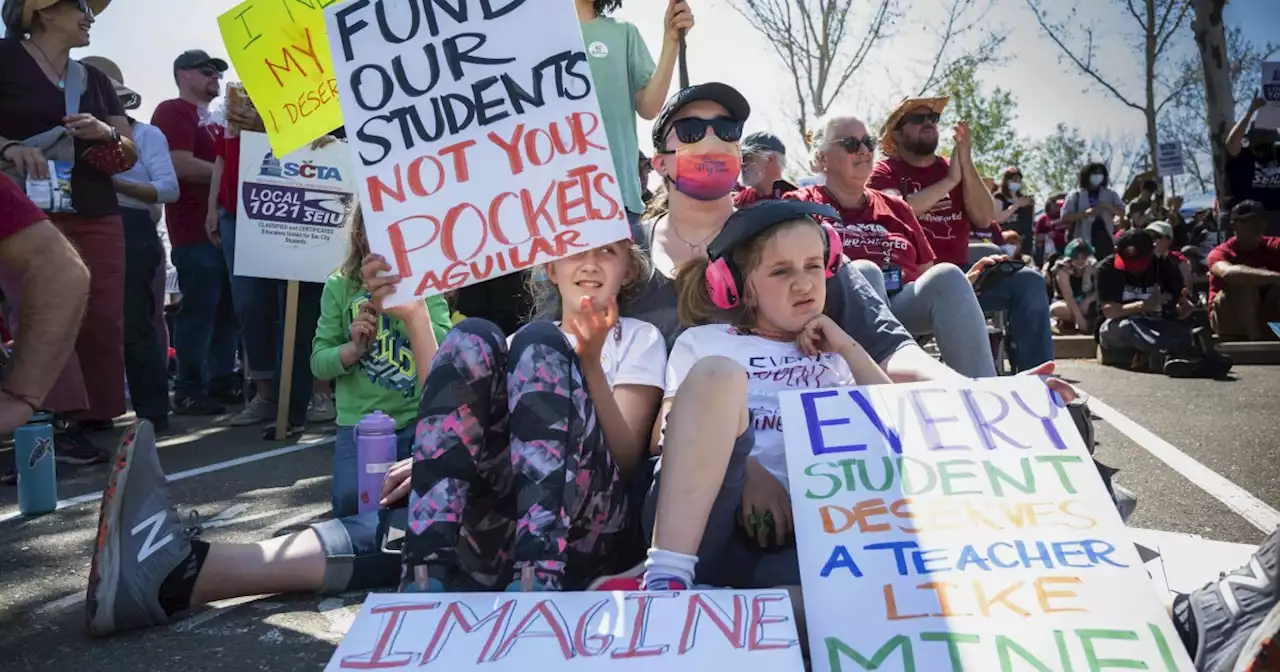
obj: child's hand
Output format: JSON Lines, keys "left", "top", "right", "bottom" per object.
{"left": 740, "top": 458, "right": 792, "bottom": 548}
{"left": 565, "top": 296, "right": 617, "bottom": 367}
{"left": 384, "top": 297, "right": 427, "bottom": 325}
{"left": 797, "top": 314, "right": 855, "bottom": 356}
{"left": 350, "top": 307, "right": 377, "bottom": 354}
{"left": 360, "top": 253, "right": 400, "bottom": 312}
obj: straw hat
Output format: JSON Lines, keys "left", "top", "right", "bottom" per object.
{"left": 80, "top": 55, "right": 139, "bottom": 110}
{"left": 878, "top": 96, "right": 948, "bottom": 157}
{"left": 4, "top": 0, "right": 109, "bottom": 33}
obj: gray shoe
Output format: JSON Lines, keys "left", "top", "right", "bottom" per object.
{"left": 227, "top": 395, "right": 274, "bottom": 427}
{"left": 86, "top": 420, "right": 198, "bottom": 636}
{"left": 1187, "top": 527, "right": 1279, "bottom": 671}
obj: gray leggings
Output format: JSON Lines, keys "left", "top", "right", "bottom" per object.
{"left": 852, "top": 260, "right": 997, "bottom": 378}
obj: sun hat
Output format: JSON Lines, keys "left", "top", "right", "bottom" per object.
{"left": 5, "top": 0, "right": 109, "bottom": 32}
{"left": 878, "top": 96, "right": 948, "bottom": 157}
{"left": 80, "top": 55, "right": 139, "bottom": 110}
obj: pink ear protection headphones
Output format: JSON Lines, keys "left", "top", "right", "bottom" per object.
{"left": 705, "top": 200, "right": 843, "bottom": 310}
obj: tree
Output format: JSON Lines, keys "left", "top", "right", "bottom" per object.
{"left": 1027, "top": 124, "right": 1092, "bottom": 195}
{"left": 1024, "top": 0, "right": 1197, "bottom": 178}
{"left": 727, "top": 0, "right": 1002, "bottom": 151}
{"left": 726, "top": 0, "right": 895, "bottom": 151}
{"left": 938, "top": 64, "right": 1028, "bottom": 180}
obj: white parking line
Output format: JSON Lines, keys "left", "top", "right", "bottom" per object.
{"left": 1089, "top": 395, "right": 1280, "bottom": 533}
{"left": 0, "top": 437, "right": 333, "bottom": 525}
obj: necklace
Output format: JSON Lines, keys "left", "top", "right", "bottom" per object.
{"left": 667, "top": 217, "right": 716, "bottom": 252}
{"left": 27, "top": 40, "right": 68, "bottom": 90}
{"left": 750, "top": 327, "right": 800, "bottom": 342}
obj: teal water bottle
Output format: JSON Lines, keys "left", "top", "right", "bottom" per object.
{"left": 16, "top": 412, "right": 57, "bottom": 516}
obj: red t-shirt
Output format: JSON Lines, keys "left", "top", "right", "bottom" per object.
{"left": 868, "top": 156, "right": 970, "bottom": 267}
{"left": 151, "top": 99, "right": 219, "bottom": 248}
{"left": 1036, "top": 214, "right": 1070, "bottom": 250}
{"left": 0, "top": 173, "right": 46, "bottom": 240}
{"left": 785, "top": 186, "right": 937, "bottom": 283}
{"left": 1205, "top": 236, "right": 1280, "bottom": 302}
{"left": 215, "top": 133, "right": 240, "bottom": 213}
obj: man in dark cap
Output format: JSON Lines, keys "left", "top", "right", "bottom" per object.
{"left": 733, "top": 131, "right": 796, "bottom": 207}
{"left": 150, "top": 49, "right": 239, "bottom": 416}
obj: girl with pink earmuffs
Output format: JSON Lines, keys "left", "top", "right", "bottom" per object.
{"left": 593, "top": 199, "right": 891, "bottom": 593}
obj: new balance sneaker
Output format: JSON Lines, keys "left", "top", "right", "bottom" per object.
{"left": 86, "top": 420, "right": 203, "bottom": 636}
{"left": 1184, "top": 527, "right": 1279, "bottom": 671}
{"left": 225, "top": 395, "right": 273, "bottom": 427}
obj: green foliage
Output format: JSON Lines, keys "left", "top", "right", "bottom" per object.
{"left": 938, "top": 65, "right": 1028, "bottom": 182}
{"left": 1027, "top": 123, "right": 1092, "bottom": 195}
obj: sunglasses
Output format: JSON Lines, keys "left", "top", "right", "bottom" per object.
{"left": 186, "top": 65, "right": 223, "bottom": 79}
{"left": 663, "top": 117, "right": 744, "bottom": 149}
{"left": 832, "top": 135, "right": 876, "bottom": 154}
{"left": 62, "top": 0, "right": 93, "bottom": 16}
{"left": 898, "top": 112, "right": 941, "bottom": 128}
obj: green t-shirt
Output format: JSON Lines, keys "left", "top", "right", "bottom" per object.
{"left": 581, "top": 16, "right": 656, "bottom": 216}
{"left": 310, "top": 274, "right": 454, "bottom": 429}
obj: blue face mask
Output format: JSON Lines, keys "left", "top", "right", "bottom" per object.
{"left": 1089, "top": 174, "right": 1104, "bottom": 188}
{"left": 1008, "top": 182, "right": 1021, "bottom": 193}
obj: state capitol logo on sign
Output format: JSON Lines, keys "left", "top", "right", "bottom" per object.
{"left": 588, "top": 41, "right": 609, "bottom": 58}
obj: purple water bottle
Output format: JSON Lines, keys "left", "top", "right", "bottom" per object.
{"left": 356, "top": 411, "right": 398, "bottom": 515}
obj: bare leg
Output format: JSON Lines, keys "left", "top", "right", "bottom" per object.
{"left": 652, "top": 356, "right": 750, "bottom": 555}
{"left": 189, "top": 530, "right": 326, "bottom": 604}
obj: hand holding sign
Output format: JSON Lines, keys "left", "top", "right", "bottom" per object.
{"left": 666, "top": 0, "right": 695, "bottom": 45}
{"left": 360, "top": 254, "right": 399, "bottom": 312}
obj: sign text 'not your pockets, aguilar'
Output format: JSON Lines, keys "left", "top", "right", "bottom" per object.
{"left": 234, "top": 131, "right": 357, "bottom": 283}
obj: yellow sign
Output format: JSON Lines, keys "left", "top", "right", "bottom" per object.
{"left": 217, "top": 0, "right": 344, "bottom": 157}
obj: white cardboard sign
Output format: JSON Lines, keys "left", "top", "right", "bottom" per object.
{"left": 324, "top": 590, "right": 805, "bottom": 671}
{"left": 1257, "top": 61, "right": 1280, "bottom": 130}
{"left": 1156, "top": 142, "right": 1184, "bottom": 177}
{"left": 323, "top": 0, "right": 630, "bottom": 305}
{"left": 234, "top": 131, "right": 355, "bottom": 282}
{"left": 780, "top": 378, "right": 1195, "bottom": 672}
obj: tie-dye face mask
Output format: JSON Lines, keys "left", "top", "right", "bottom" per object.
{"left": 671, "top": 146, "right": 742, "bottom": 201}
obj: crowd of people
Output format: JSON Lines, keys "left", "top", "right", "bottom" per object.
{"left": 0, "top": 0, "right": 1277, "bottom": 670}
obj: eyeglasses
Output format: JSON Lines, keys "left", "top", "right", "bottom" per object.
{"left": 661, "top": 117, "right": 744, "bottom": 150}
{"left": 897, "top": 112, "right": 941, "bottom": 128}
{"left": 832, "top": 136, "right": 876, "bottom": 154}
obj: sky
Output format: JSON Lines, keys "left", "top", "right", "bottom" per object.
{"left": 79, "top": 0, "right": 1278, "bottom": 183}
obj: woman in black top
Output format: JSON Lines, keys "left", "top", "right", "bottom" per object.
{"left": 993, "top": 166, "right": 1034, "bottom": 254}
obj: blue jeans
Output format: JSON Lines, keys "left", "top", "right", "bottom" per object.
{"left": 332, "top": 424, "right": 416, "bottom": 518}
{"left": 977, "top": 265, "right": 1054, "bottom": 372}
{"left": 311, "top": 510, "right": 399, "bottom": 593}
{"left": 218, "top": 207, "right": 323, "bottom": 426}
{"left": 170, "top": 242, "right": 239, "bottom": 397}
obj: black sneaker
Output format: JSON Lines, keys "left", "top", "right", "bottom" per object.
{"left": 140, "top": 415, "right": 170, "bottom": 434}
{"left": 172, "top": 394, "right": 224, "bottom": 416}
{"left": 1164, "top": 357, "right": 1199, "bottom": 378}
{"left": 79, "top": 419, "right": 115, "bottom": 433}
{"left": 1184, "top": 527, "right": 1279, "bottom": 671}
{"left": 206, "top": 373, "right": 243, "bottom": 406}
{"left": 55, "top": 429, "right": 109, "bottom": 465}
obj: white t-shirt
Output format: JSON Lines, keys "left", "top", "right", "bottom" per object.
{"left": 665, "top": 324, "right": 857, "bottom": 492}
{"left": 509, "top": 317, "right": 667, "bottom": 391}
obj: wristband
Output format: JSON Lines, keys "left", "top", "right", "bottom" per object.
{"left": 0, "top": 140, "right": 19, "bottom": 161}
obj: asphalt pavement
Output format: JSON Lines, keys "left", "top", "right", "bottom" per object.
{"left": 0, "top": 361, "right": 1276, "bottom": 671}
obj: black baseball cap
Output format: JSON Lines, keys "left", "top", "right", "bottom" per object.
{"left": 174, "top": 50, "right": 229, "bottom": 73}
{"left": 708, "top": 200, "right": 838, "bottom": 264}
{"left": 651, "top": 82, "right": 751, "bottom": 151}
{"left": 1114, "top": 229, "right": 1155, "bottom": 274}
{"left": 742, "top": 131, "right": 786, "bottom": 156}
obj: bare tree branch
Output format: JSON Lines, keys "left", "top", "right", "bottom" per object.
{"left": 1154, "top": 0, "right": 1193, "bottom": 59}
{"left": 1024, "top": 0, "right": 1145, "bottom": 111}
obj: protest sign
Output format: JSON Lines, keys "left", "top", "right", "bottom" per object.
{"left": 1156, "top": 142, "right": 1184, "bottom": 177}
{"left": 217, "top": 0, "right": 344, "bottom": 156}
{"left": 324, "top": 0, "right": 630, "bottom": 305}
{"left": 235, "top": 131, "right": 354, "bottom": 283}
{"left": 1258, "top": 61, "right": 1280, "bottom": 130}
{"left": 780, "top": 378, "right": 1194, "bottom": 672}
{"left": 324, "top": 590, "right": 805, "bottom": 671}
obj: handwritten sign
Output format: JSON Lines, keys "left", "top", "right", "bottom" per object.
{"left": 234, "top": 131, "right": 354, "bottom": 282}
{"left": 323, "top": 0, "right": 630, "bottom": 305}
{"left": 218, "top": 0, "right": 344, "bottom": 157}
{"left": 324, "top": 590, "right": 805, "bottom": 671}
{"left": 779, "top": 378, "right": 1194, "bottom": 672}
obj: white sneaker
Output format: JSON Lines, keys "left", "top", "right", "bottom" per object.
{"left": 227, "top": 395, "right": 274, "bottom": 427}
{"left": 306, "top": 392, "right": 336, "bottom": 423}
